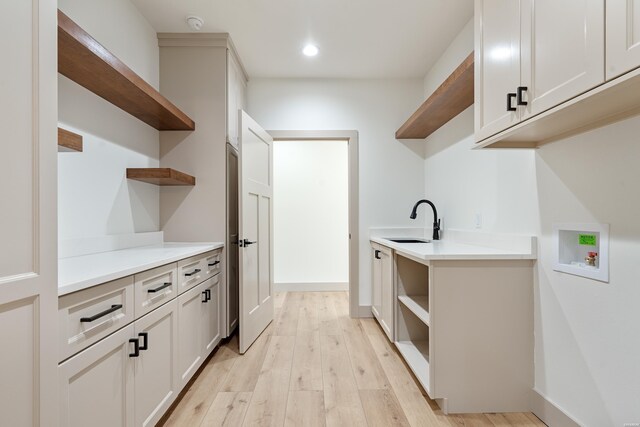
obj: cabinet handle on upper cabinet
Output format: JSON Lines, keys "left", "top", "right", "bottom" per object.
{"left": 185, "top": 269, "right": 201, "bottom": 277}
{"left": 374, "top": 250, "right": 381, "bottom": 260}
{"left": 80, "top": 304, "right": 123, "bottom": 323}
{"left": 147, "top": 282, "right": 172, "bottom": 293}
{"left": 138, "top": 332, "right": 148, "bottom": 351}
{"left": 507, "top": 93, "right": 517, "bottom": 111}
{"left": 129, "top": 338, "right": 140, "bottom": 358}
{"left": 517, "top": 86, "right": 528, "bottom": 106}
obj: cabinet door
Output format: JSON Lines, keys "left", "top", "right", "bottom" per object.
{"left": 59, "top": 325, "right": 135, "bottom": 427}
{"left": 134, "top": 300, "right": 179, "bottom": 427}
{"left": 177, "top": 282, "right": 206, "bottom": 386}
{"left": 371, "top": 244, "right": 382, "bottom": 321}
{"left": 475, "top": 0, "right": 522, "bottom": 141}
{"left": 379, "top": 247, "right": 394, "bottom": 341}
{"left": 201, "top": 276, "right": 221, "bottom": 355}
{"left": 606, "top": 0, "right": 640, "bottom": 80}
{"left": 521, "top": 0, "right": 604, "bottom": 118}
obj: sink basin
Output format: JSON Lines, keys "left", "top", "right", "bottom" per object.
{"left": 386, "top": 238, "right": 431, "bottom": 244}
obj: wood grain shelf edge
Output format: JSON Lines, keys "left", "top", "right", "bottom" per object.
{"left": 126, "top": 168, "right": 196, "bottom": 186}
{"left": 58, "top": 127, "right": 83, "bottom": 152}
{"left": 396, "top": 52, "right": 474, "bottom": 140}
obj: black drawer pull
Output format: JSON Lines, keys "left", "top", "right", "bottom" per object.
{"left": 138, "top": 332, "right": 148, "bottom": 351}
{"left": 507, "top": 93, "right": 517, "bottom": 111}
{"left": 184, "top": 269, "right": 201, "bottom": 277}
{"left": 80, "top": 304, "right": 123, "bottom": 323}
{"left": 147, "top": 282, "right": 172, "bottom": 293}
{"left": 129, "top": 338, "right": 140, "bottom": 358}
{"left": 374, "top": 250, "right": 381, "bottom": 260}
{"left": 208, "top": 261, "right": 220, "bottom": 267}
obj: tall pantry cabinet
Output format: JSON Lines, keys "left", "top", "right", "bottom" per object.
{"left": 157, "top": 33, "right": 247, "bottom": 338}
{"left": 0, "top": 0, "right": 58, "bottom": 425}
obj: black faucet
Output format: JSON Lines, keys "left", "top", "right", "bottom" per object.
{"left": 410, "top": 199, "right": 441, "bottom": 240}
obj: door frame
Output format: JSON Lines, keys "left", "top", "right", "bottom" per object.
{"left": 267, "top": 130, "right": 360, "bottom": 319}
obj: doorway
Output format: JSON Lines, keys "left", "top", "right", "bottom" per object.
{"left": 269, "top": 131, "right": 360, "bottom": 318}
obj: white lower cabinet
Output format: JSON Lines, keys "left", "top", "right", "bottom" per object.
{"left": 371, "top": 242, "right": 394, "bottom": 341}
{"left": 59, "top": 254, "right": 222, "bottom": 426}
{"left": 133, "top": 300, "right": 179, "bottom": 427}
{"left": 59, "top": 325, "right": 135, "bottom": 427}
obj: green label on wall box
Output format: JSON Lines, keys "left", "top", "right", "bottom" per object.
{"left": 579, "top": 234, "right": 597, "bottom": 246}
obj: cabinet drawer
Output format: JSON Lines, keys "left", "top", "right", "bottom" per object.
{"left": 134, "top": 263, "right": 178, "bottom": 319}
{"left": 58, "top": 276, "right": 134, "bottom": 362}
{"left": 202, "top": 250, "right": 222, "bottom": 280}
{"left": 177, "top": 254, "right": 207, "bottom": 294}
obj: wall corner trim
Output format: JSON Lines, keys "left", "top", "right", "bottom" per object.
{"left": 530, "top": 389, "right": 581, "bottom": 427}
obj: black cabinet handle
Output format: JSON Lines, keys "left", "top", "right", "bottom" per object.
{"left": 507, "top": 93, "right": 517, "bottom": 111}
{"left": 138, "top": 332, "right": 148, "bottom": 351}
{"left": 206, "top": 289, "right": 211, "bottom": 302}
{"left": 129, "top": 338, "right": 140, "bottom": 358}
{"left": 202, "top": 290, "right": 209, "bottom": 303}
{"left": 147, "top": 282, "right": 171, "bottom": 293}
{"left": 374, "top": 250, "right": 381, "bottom": 260}
{"left": 184, "top": 269, "right": 201, "bottom": 277}
{"left": 517, "top": 86, "right": 528, "bottom": 106}
{"left": 80, "top": 304, "right": 123, "bottom": 323}
{"left": 208, "top": 261, "right": 220, "bottom": 267}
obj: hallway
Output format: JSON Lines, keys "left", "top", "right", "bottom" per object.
{"left": 160, "top": 292, "right": 544, "bottom": 426}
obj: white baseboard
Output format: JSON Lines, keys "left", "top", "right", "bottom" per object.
{"left": 274, "top": 282, "right": 349, "bottom": 292}
{"left": 358, "top": 305, "right": 373, "bottom": 318}
{"left": 530, "top": 389, "right": 581, "bottom": 427}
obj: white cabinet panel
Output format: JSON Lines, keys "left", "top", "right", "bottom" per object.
{"left": 134, "top": 300, "right": 179, "bottom": 427}
{"left": 201, "top": 276, "right": 221, "bottom": 354}
{"left": 474, "top": 0, "right": 522, "bottom": 140}
{"left": 371, "top": 244, "right": 382, "bottom": 320}
{"left": 380, "top": 246, "right": 394, "bottom": 341}
{"left": 521, "top": 0, "right": 604, "bottom": 118}
{"left": 59, "top": 325, "right": 135, "bottom": 427}
{"left": 606, "top": 0, "right": 640, "bottom": 79}
{"left": 177, "top": 282, "right": 207, "bottom": 385}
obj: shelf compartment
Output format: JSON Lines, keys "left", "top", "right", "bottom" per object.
{"left": 126, "top": 168, "right": 195, "bottom": 186}
{"left": 58, "top": 10, "right": 195, "bottom": 131}
{"left": 398, "top": 295, "right": 429, "bottom": 326}
{"left": 396, "top": 52, "right": 474, "bottom": 139}
{"left": 396, "top": 340, "right": 430, "bottom": 394}
{"left": 58, "top": 127, "right": 83, "bottom": 152}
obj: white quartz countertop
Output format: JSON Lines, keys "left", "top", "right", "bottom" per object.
{"left": 58, "top": 242, "right": 223, "bottom": 296}
{"left": 370, "top": 236, "right": 536, "bottom": 261}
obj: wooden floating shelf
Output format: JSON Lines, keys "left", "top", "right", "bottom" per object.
{"left": 126, "top": 168, "right": 196, "bottom": 186}
{"left": 58, "top": 10, "right": 195, "bottom": 131}
{"left": 396, "top": 52, "right": 474, "bottom": 139}
{"left": 58, "top": 127, "right": 83, "bottom": 152}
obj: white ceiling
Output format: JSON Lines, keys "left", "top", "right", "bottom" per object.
{"left": 131, "top": 0, "right": 473, "bottom": 79}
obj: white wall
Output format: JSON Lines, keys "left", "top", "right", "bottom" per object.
{"left": 273, "top": 140, "right": 349, "bottom": 287}
{"left": 58, "top": 0, "right": 160, "bottom": 242}
{"left": 248, "top": 78, "right": 426, "bottom": 305}
{"left": 423, "top": 17, "right": 640, "bottom": 427}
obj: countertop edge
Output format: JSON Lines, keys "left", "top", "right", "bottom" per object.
{"left": 370, "top": 236, "right": 537, "bottom": 261}
{"left": 58, "top": 243, "right": 224, "bottom": 297}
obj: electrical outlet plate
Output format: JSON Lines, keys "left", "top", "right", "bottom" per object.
{"left": 552, "top": 223, "right": 609, "bottom": 282}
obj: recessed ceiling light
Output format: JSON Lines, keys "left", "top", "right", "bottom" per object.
{"left": 303, "top": 44, "right": 319, "bottom": 57}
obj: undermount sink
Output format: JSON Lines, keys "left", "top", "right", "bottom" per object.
{"left": 386, "top": 238, "right": 432, "bottom": 244}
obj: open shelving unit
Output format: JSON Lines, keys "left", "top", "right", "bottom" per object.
{"left": 396, "top": 52, "right": 474, "bottom": 140}
{"left": 127, "top": 168, "right": 196, "bottom": 186}
{"left": 58, "top": 10, "right": 195, "bottom": 131}
{"left": 57, "top": 127, "right": 83, "bottom": 152}
{"left": 395, "top": 254, "right": 432, "bottom": 395}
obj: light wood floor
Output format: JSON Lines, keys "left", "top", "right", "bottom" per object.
{"left": 160, "top": 292, "right": 545, "bottom": 427}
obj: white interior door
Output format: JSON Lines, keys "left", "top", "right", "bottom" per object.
{"left": 238, "top": 110, "right": 274, "bottom": 354}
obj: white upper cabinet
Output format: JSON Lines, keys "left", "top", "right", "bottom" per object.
{"left": 606, "top": 0, "right": 640, "bottom": 80}
{"left": 227, "top": 50, "right": 248, "bottom": 150}
{"left": 475, "top": 0, "right": 522, "bottom": 141}
{"left": 520, "top": 0, "right": 604, "bottom": 118}
{"left": 475, "top": 0, "right": 605, "bottom": 141}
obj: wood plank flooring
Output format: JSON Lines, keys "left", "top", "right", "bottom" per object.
{"left": 160, "top": 292, "right": 545, "bottom": 427}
